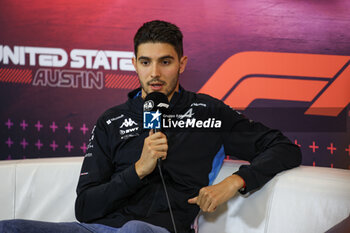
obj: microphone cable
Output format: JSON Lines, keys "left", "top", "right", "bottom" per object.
{"left": 157, "top": 158, "right": 178, "bottom": 233}
{"left": 143, "top": 92, "right": 176, "bottom": 232}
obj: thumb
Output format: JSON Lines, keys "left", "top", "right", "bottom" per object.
{"left": 149, "top": 129, "right": 154, "bottom": 136}
{"left": 188, "top": 196, "right": 198, "bottom": 204}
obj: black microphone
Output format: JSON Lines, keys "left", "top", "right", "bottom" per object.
{"left": 143, "top": 92, "right": 177, "bottom": 233}
{"left": 143, "top": 92, "right": 170, "bottom": 133}
{"left": 143, "top": 92, "right": 169, "bottom": 165}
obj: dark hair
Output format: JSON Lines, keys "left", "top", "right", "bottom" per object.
{"left": 134, "top": 20, "right": 183, "bottom": 59}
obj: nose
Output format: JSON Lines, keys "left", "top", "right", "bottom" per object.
{"left": 150, "top": 63, "right": 160, "bottom": 78}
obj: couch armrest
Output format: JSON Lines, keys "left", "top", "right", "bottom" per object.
{"left": 198, "top": 162, "right": 350, "bottom": 233}
{"left": 0, "top": 157, "right": 83, "bottom": 222}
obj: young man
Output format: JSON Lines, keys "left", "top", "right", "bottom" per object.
{"left": 0, "top": 20, "right": 301, "bottom": 233}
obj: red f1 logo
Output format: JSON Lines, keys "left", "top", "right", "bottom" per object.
{"left": 199, "top": 52, "right": 350, "bottom": 117}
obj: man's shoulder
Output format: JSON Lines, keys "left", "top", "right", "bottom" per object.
{"left": 190, "top": 91, "right": 225, "bottom": 106}
{"left": 100, "top": 87, "right": 141, "bottom": 120}
{"left": 96, "top": 101, "right": 132, "bottom": 126}
{"left": 188, "top": 91, "right": 243, "bottom": 117}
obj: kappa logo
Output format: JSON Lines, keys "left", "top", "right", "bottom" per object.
{"left": 120, "top": 118, "right": 137, "bottom": 128}
{"left": 199, "top": 52, "right": 350, "bottom": 117}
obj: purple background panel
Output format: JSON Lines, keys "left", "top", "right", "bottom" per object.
{"left": 0, "top": 0, "right": 349, "bottom": 169}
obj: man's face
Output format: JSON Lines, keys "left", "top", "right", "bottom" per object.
{"left": 132, "top": 42, "right": 187, "bottom": 101}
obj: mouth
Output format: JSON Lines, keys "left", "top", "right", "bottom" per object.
{"left": 149, "top": 82, "right": 164, "bottom": 91}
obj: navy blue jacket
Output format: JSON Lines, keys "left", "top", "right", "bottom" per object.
{"left": 75, "top": 88, "right": 302, "bottom": 233}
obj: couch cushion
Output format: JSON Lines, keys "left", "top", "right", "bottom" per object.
{"left": 266, "top": 166, "right": 350, "bottom": 233}
{"left": 2, "top": 157, "right": 83, "bottom": 222}
{"left": 198, "top": 163, "right": 350, "bottom": 233}
{"left": 0, "top": 161, "right": 16, "bottom": 220}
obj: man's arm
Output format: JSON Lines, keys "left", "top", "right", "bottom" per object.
{"left": 75, "top": 115, "right": 168, "bottom": 222}
{"left": 188, "top": 174, "right": 245, "bottom": 212}
{"left": 188, "top": 102, "right": 302, "bottom": 212}
{"left": 135, "top": 130, "right": 168, "bottom": 179}
{"left": 75, "top": 117, "right": 142, "bottom": 222}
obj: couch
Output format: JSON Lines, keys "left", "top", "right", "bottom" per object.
{"left": 0, "top": 157, "right": 349, "bottom": 232}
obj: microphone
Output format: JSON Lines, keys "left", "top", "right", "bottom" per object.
{"left": 143, "top": 92, "right": 169, "bottom": 164}
{"left": 143, "top": 92, "right": 170, "bottom": 133}
{"left": 143, "top": 92, "right": 177, "bottom": 233}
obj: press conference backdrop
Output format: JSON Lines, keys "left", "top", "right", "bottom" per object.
{"left": 0, "top": 0, "right": 349, "bottom": 169}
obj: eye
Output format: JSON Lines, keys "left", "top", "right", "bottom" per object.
{"left": 162, "top": 60, "right": 171, "bottom": 65}
{"left": 140, "top": 60, "right": 150, "bottom": 66}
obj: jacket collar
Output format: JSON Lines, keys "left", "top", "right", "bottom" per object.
{"left": 126, "top": 86, "right": 186, "bottom": 113}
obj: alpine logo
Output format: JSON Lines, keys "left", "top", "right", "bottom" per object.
{"left": 120, "top": 118, "right": 137, "bottom": 128}
{"left": 178, "top": 108, "right": 195, "bottom": 119}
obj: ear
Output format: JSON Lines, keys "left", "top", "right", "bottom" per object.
{"left": 132, "top": 57, "right": 137, "bottom": 73}
{"left": 179, "top": 56, "right": 188, "bottom": 74}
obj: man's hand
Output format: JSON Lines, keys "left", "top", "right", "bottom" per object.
{"left": 135, "top": 130, "right": 168, "bottom": 179}
{"left": 187, "top": 175, "right": 245, "bottom": 212}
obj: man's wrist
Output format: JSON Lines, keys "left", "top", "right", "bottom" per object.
{"left": 135, "top": 162, "right": 145, "bottom": 179}
{"left": 227, "top": 174, "right": 245, "bottom": 191}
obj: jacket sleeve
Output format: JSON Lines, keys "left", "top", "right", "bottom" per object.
{"left": 75, "top": 115, "right": 146, "bottom": 222}
{"left": 219, "top": 103, "right": 302, "bottom": 194}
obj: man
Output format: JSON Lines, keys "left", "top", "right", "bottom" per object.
{"left": 74, "top": 20, "right": 302, "bottom": 232}
{"left": 0, "top": 20, "right": 301, "bottom": 233}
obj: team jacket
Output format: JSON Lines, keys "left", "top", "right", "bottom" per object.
{"left": 75, "top": 87, "right": 302, "bottom": 233}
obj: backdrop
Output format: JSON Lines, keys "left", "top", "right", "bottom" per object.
{"left": 1, "top": 0, "right": 349, "bottom": 169}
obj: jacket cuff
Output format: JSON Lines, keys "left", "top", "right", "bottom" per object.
{"left": 123, "top": 164, "right": 148, "bottom": 191}
{"left": 233, "top": 165, "right": 258, "bottom": 195}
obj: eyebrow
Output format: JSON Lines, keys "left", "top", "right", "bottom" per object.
{"left": 138, "top": 55, "right": 175, "bottom": 61}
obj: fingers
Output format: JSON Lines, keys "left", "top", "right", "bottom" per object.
{"left": 145, "top": 144, "right": 167, "bottom": 159}
{"left": 151, "top": 150, "right": 167, "bottom": 160}
{"left": 187, "top": 197, "right": 198, "bottom": 204}
{"left": 207, "top": 203, "right": 217, "bottom": 213}
{"left": 151, "top": 137, "right": 167, "bottom": 146}
{"left": 145, "top": 131, "right": 168, "bottom": 160}
{"left": 149, "top": 130, "right": 166, "bottom": 140}
{"left": 198, "top": 189, "right": 214, "bottom": 212}
{"left": 188, "top": 188, "right": 218, "bottom": 213}
{"left": 147, "top": 140, "right": 168, "bottom": 155}
{"left": 147, "top": 131, "right": 168, "bottom": 153}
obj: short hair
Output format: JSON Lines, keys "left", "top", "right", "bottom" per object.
{"left": 134, "top": 20, "right": 183, "bottom": 59}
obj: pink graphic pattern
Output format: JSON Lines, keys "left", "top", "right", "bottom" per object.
{"left": 3, "top": 118, "right": 349, "bottom": 170}
{"left": 35, "top": 121, "right": 43, "bottom": 131}
{"left": 327, "top": 143, "right": 337, "bottom": 155}
{"left": 50, "top": 122, "right": 58, "bottom": 133}
{"left": 20, "top": 138, "right": 29, "bottom": 149}
{"left": 35, "top": 139, "right": 43, "bottom": 150}
{"left": 50, "top": 140, "right": 58, "bottom": 151}
{"left": 80, "top": 143, "right": 87, "bottom": 153}
{"left": 6, "top": 137, "right": 14, "bottom": 148}
{"left": 65, "top": 123, "right": 74, "bottom": 134}
{"left": 20, "top": 120, "right": 28, "bottom": 130}
{"left": 5, "top": 119, "right": 14, "bottom": 129}
{"left": 65, "top": 141, "right": 74, "bottom": 152}
{"left": 309, "top": 141, "right": 319, "bottom": 153}
{"left": 80, "top": 124, "right": 89, "bottom": 135}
